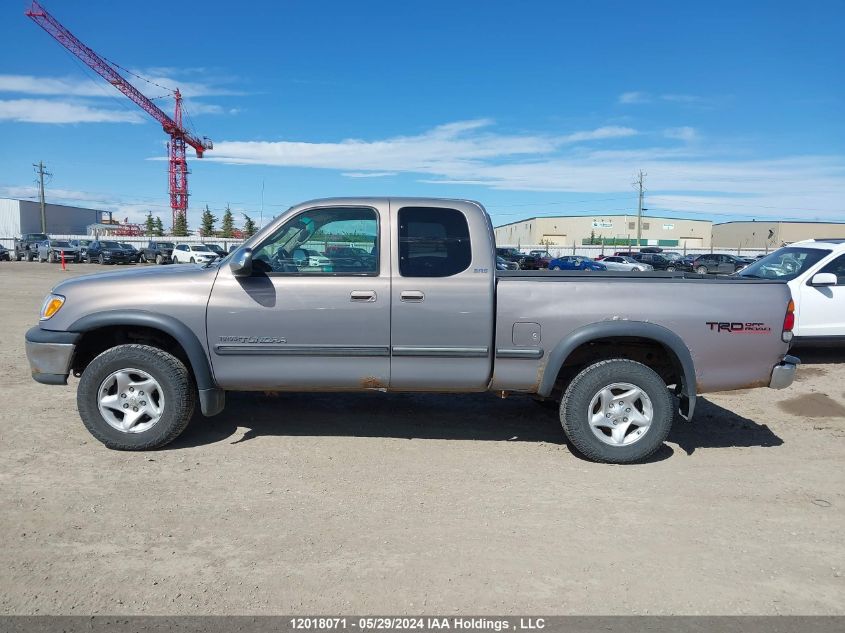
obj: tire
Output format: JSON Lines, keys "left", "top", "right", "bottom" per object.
{"left": 695, "top": 265, "right": 708, "bottom": 274}
{"left": 26, "top": 251, "right": 34, "bottom": 262}
{"left": 552, "top": 265, "right": 561, "bottom": 271}
{"left": 559, "top": 359, "right": 673, "bottom": 464}
{"left": 139, "top": 253, "right": 146, "bottom": 263}
{"left": 190, "top": 257, "right": 196, "bottom": 264}
{"left": 76, "top": 344, "right": 196, "bottom": 450}
{"left": 16, "top": 253, "right": 22, "bottom": 261}
{"left": 99, "top": 254, "right": 105, "bottom": 265}
{"left": 666, "top": 266, "right": 676, "bottom": 272}
{"left": 155, "top": 254, "right": 163, "bottom": 265}
{"left": 48, "top": 252, "right": 55, "bottom": 263}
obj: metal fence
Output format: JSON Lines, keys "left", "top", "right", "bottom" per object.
{"left": 496, "top": 244, "right": 776, "bottom": 258}
{"left": 0, "top": 235, "right": 244, "bottom": 251}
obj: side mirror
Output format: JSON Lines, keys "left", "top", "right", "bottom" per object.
{"left": 810, "top": 272, "right": 838, "bottom": 287}
{"left": 230, "top": 247, "right": 253, "bottom": 277}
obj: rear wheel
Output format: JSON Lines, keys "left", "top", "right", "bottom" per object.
{"left": 48, "top": 252, "right": 55, "bottom": 263}
{"left": 560, "top": 359, "right": 673, "bottom": 464}
{"left": 139, "top": 253, "right": 146, "bottom": 263}
{"left": 76, "top": 344, "right": 195, "bottom": 450}
{"left": 552, "top": 265, "right": 561, "bottom": 270}
{"left": 666, "top": 266, "right": 676, "bottom": 272}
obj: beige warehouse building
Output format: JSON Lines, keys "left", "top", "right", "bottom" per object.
{"left": 712, "top": 221, "right": 845, "bottom": 249}
{"left": 494, "top": 214, "right": 712, "bottom": 248}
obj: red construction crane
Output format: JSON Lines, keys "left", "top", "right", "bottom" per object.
{"left": 25, "top": 1, "right": 212, "bottom": 229}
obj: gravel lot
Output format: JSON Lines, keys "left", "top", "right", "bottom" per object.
{"left": 1, "top": 261, "right": 843, "bottom": 615}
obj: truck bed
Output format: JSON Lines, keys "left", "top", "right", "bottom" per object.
{"left": 492, "top": 269, "right": 792, "bottom": 394}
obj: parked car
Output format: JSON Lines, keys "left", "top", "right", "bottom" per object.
{"left": 119, "top": 243, "right": 141, "bottom": 263}
{"left": 0, "top": 245, "right": 10, "bottom": 261}
{"left": 738, "top": 239, "right": 845, "bottom": 345}
{"left": 140, "top": 241, "right": 175, "bottom": 264}
{"left": 293, "top": 248, "right": 333, "bottom": 268}
{"left": 526, "top": 249, "right": 554, "bottom": 269}
{"left": 496, "top": 247, "right": 523, "bottom": 265}
{"left": 14, "top": 233, "right": 49, "bottom": 261}
{"left": 601, "top": 255, "right": 654, "bottom": 272}
{"left": 548, "top": 255, "right": 608, "bottom": 271}
{"left": 172, "top": 243, "right": 218, "bottom": 264}
{"left": 496, "top": 255, "right": 519, "bottom": 270}
{"left": 204, "top": 243, "right": 227, "bottom": 258}
{"left": 25, "top": 196, "right": 797, "bottom": 465}
{"left": 85, "top": 240, "right": 135, "bottom": 265}
{"left": 324, "top": 246, "right": 377, "bottom": 271}
{"left": 69, "top": 239, "right": 93, "bottom": 260}
{"left": 639, "top": 247, "right": 663, "bottom": 254}
{"left": 678, "top": 253, "right": 747, "bottom": 275}
{"left": 37, "top": 239, "right": 79, "bottom": 263}
{"left": 632, "top": 253, "right": 678, "bottom": 271}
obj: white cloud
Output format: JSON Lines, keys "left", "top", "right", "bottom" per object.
{"left": 664, "top": 126, "right": 698, "bottom": 142}
{"left": 560, "top": 126, "right": 637, "bottom": 143}
{"left": 619, "top": 91, "right": 650, "bottom": 104}
{"left": 0, "top": 99, "right": 144, "bottom": 124}
{"left": 341, "top": 172, "right": 397, "bottom": 178}
{"left": 207, "top": 120, "right": 845, "bottom": 219}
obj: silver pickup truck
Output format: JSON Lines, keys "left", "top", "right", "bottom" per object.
{"left": 25, "top": 197, "right": 799, "bottom": 463}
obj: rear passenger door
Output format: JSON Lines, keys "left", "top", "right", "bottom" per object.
{"left": 389, "top": 202, "right": 494, "bottom": 391}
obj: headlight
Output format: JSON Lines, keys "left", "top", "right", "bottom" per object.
{"left": 40, "top": 294, "right": 65, "bottom": 321}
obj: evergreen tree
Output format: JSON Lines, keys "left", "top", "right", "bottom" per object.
{"left": 144, "top": 212, "right": 155, "bottom": 236}
{"left": 172, "top": 212, "right": 189, "bottom": 237}
{"left": 153, "top": 216, "right": 164, "bottom": 237}
{"left": 242, "top": 213, "right": 257, "bottom": 238}
{"left": 200, "top": 205, "right": 217, "bottom": 237}
{"left": 220, "top": 205, "right": 235, "bottom": 238}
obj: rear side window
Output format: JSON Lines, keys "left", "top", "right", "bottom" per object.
{"left": 398, "top": 207, "right": 471, "bottom": 277}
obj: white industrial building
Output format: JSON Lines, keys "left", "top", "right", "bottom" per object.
{"left": 494, "top": 213, "right": 712, "bottom": 248}
{"left": 0, "top": 198, "right": 101, "bottom": 237}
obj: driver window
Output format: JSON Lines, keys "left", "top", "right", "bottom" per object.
{"left": 251, "top": 206, "right": 379, "bottom": 275}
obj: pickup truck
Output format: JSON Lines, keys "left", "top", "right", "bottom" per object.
{"left": 14, "top": 232, "right": 49, "bottom": 261}
{"left": 140, "top": 241, "right": 175, "bottom": 264}
{"left": 24, "top": 197, "right": 799, "bottom": 464}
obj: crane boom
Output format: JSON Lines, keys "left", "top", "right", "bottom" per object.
{"left": 25, "top": 1, "right": 212, "bottom": 228}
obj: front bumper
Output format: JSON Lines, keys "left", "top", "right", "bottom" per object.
{"left": 769, "top": 354, "right": 800, "bottom": 389}
{"left": 25, "top": 327, "right": 80, "bottom": 385}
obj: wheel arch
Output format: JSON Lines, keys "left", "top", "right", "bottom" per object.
{"left": 68, "top": 310, "right": 224, "bottom": 416}
{"left": 538, "top": 321, "right": 697, "bottom": 419}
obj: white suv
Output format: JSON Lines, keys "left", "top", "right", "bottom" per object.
{"left": 172, "top": 243, "right": 218, "bottom": 264}
{"left": 738, "top": 239, "right": 845, "bottom": 344}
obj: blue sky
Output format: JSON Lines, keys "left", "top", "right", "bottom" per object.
{"left": 1, "top": 0, "right": 843, "bottom": 230}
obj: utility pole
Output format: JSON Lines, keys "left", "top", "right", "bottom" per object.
{"left": 634, "top": 170, "right": 646, "bottom": 247}
{"left": 33, "top": 160, "right": 51, "bottom": 233}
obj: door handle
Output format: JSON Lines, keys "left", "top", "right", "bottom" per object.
{"left": 400, "top": 290, "right": 425, "bottom": 302}
{"left": 350, "top": 290, "right": 377, "bottom": 302}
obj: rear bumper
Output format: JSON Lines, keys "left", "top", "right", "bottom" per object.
{"left": 25, "top": 327, "right": 80, "bottom": 385}
{"left": 769, "top": 354, "right": 800, "bottom": 389}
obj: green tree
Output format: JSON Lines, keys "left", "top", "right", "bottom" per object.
{"left": 172, "top": 212, "right": 189, "bottom": 237}
{"left": 144, "top": 212, "right": 155, "bottom": 236}
{"left": 199, "top": 205, "right": 217, "bottom": 237}
{"left": 153, "top": 216, "right": 164, "bottom": 237}
{"left": 242, "top": 213, "right": 257, "bottom": 238}
{"left": 220, "top": 205, "right": 235, "bottom": 238}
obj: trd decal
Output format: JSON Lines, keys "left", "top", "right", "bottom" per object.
{"left": 705, "top": 322, "right": 772, "bottom": 334}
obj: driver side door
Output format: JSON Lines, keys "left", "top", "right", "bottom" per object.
{"left": 206, "top": 202, "right": 391, "bottom": 390}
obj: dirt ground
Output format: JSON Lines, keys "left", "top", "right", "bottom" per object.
{"left": 1, "top": 260, "right": 843, "bottom": 615}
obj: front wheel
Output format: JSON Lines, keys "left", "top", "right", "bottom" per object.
{"left": 190, "top": 257, "right": 195, "bottom": 264}
{"left": 695, "top": 265, "right": 708, "bottom": 274}
{"left": 155, "top": 254, "right": 163, "bottom": 265}
{"left": 76, "top": 344, "right": 196, "bottom": 450}
{"left": 560, "top": 359, "right": 673, "bottom": 464}
{"left": 99, "top": 255, "right": 105, "bottom": 265}
{"left": 666, "top": 266, "right": 676, "bottom": 272}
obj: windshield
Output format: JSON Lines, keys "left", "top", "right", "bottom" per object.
{"left": 738, "top": 247, "right": 832, "bottom": 280}
{"left": 120, "top": 243, "right": 135, "bottom": 249}
{"left": 158, "top": 242, "right": 174, "bottom": 248}
{"left": 191, "top": 245, "right": 211, "bottom": 252}
{"left": 50, "top": 240, "right": 70, "bottom": 247}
